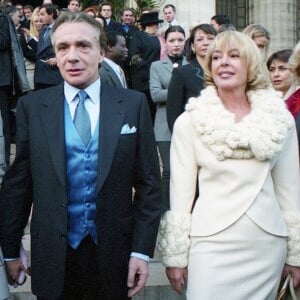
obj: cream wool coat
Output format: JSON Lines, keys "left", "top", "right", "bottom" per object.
{"left": 159, "top": 86, "right": 300, "bottom": 267}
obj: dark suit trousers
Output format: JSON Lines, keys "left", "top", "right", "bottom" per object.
{"left": 37, "top": 235, "right": 131, "bottom": 300}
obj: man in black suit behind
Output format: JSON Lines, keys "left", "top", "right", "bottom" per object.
{"left": 33, "top": 4, "right": 63, "bottom": 90}
{"left": 99, "top": 31, "right": 128, "bottom": 88}
{"left": 99, "top": 1, "right": 118, "bottom": 32}
{"left": 0, "top": 12, "right": 161, "bottom": 300}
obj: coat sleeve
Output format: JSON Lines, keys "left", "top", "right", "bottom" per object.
{"left": 149, "top": 61, "right": 168, "bottom": 103}
{"left": 167, "top": 67, "right": 185, "bottom": 132}
{"left": 131, "top": 93, "right": 161, "bottom": 257}
{"left": 158, "top": 112, "right": 198, "bottom": 267}
{"left": 272, "top": 123, "right": 300, "bottom": 266}
{"left": 0, "top": 16, "right": 10, "bottom": 50}
{"left": 0, "top": 97, "right": 33, "bottom": 258}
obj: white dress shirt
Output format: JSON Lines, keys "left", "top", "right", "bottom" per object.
{"left": 64, "top": 78, "right": 100, "bottom": 135}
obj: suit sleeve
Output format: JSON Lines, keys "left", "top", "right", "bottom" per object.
{"left": 167, "top": 67, "right": 185, "bottom": 132}
{"left": 0, "top": 97, "right": 33, "bottom": 258}
{"left": 131, "top": 93, "right": 161, "bottom": 257}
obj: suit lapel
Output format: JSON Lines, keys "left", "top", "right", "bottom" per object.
{"left": 40, "top": 84, "right": 66, "bottom": 188}
{"left": 163, "top": 57, "right": 173, "bottom": 74}
{"left": 103, "top": 61, "right": 123, "bottom": 88}
{"left": 96, "top": 85, "right": 125, "bottom": 193}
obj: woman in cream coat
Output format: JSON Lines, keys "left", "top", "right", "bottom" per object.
{"left": 159, "top": 30, "right": 300, "bottom": 299}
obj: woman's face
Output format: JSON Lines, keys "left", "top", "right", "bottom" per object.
{"left": 191, "top": 29, "right": 215, "bottom": 58}
{"left": 253, "top": 36, "right": 269, "bottom": 53}
{"left": 268, "top": 59, "right": 293, "bottom": 94}
{"left": 211, "top": 46, "right": 248, "bottom": 92}
{"left": 166, "top": 31, "right": 185, "bottom": 57}
{"left": 146, "top": 23, "right": 158, "bottom": 35}
{"left": 34, "top": 17, "right": 43, "bottom": 32}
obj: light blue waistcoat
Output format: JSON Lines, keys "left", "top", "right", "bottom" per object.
{"left": 64, "top": 100, "right": 99, "bottom": 249}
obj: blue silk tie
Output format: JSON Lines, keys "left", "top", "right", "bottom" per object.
{"left": 73, "top": 90, "right": 91, "bottom": 146}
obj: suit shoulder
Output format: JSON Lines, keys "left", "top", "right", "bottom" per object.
{"left": 151, "top": 60, "right": 162, "bottom": 68}
{"left": 102, "top": 84, "right": 145, "bottom": 99}
{"left": 19, "top": 85, "right": 63, "bottom": 105}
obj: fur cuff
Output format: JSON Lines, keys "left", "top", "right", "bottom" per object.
{"left": 284, "top": 212, "right": 300, "bottom": 266}
{"left": 157, "top": 211, "right": 192, "bottom": 268}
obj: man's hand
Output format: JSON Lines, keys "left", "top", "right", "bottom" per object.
{"left": 5, "top": 258, "right": 28, "bottom": 286}
{"left": 282, "top": 263, "right": 300, "bottom": 288}
{"left": 46, "top": 57, "right": 57, "bottom": 67}
{"left": 127, "top": 256, "right": 149, "bottom": 297}
{"left": 166, "top": 267, "right": 188, "bottom": 294}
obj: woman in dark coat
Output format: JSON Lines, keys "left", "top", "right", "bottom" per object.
{"left": 167, "top": 24, "right": 217, "bottom": 131}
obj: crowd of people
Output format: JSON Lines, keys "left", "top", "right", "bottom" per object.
{"left": 0, "top": 1, "right": 300, "bottom": 299}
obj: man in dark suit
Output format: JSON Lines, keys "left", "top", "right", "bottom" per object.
{"left": 33, "top": 4, "right": 63, "bottom": 90}
{"left": 0, "top": 12, "right": 161, "bottom": 300}
{"left": 99, "top": 1, "right": 118, "bottom": 32}
{"left": 0, "top": 5, "right": 30, "bottom": 165}
{"left": 99, "top": 31, "right": 128, "bottom": 88}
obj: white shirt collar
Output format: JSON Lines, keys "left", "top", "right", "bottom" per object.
{"left": 64, "top": 78, "right": 101, "bottom": 105}
{"left": 103, "top": 57, "right": 120, "bottom": 73}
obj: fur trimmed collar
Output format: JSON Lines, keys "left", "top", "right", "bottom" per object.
{"left": 186, "top": 86, "right": 293, "bottom": 161}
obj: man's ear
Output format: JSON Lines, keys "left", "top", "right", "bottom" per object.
{"left": 106, "top": 44, "right": 114, "bottom": 53}
{"left": 99, "top": 48, "right": 105, "bottom": 63}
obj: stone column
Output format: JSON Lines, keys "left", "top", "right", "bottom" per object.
{"left": 166, "top": 0, "right": 215, "bottom": 34}
{"left": 247, "top": 0, "right": 297, "bottom": 54}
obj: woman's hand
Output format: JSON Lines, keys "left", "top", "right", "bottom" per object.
{"left": 166, "top": 267, "right": 188, "bottom": 294}
{"left": 282, "top": 264, "right": 300, "bottom": 288}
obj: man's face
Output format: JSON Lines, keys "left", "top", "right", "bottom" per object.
{"left": 10, "top": 11, "right": 20, "bottom": 27}
{"left": 39, "top": 7, "right": 53, "bottom": 25}
{"left": 53, "top": 21, "right": 104, "bottom": 89}
{"left": 16, "top": 4, "right": 23, "bottom": 17}
{"left": 121, "top": 10, "right": 133, "bottom": 25}
{"left": 68, "top": 0, "right": 80, "bottom": 13}
{"left": 24, "top": 8, "right": 32, "bottom": 20}
{"left": 163, "top": 7, "right": 175, "bottom": 23}
{"left": 210, "top": 19, "right": 220, "bottom": 31}
{"left": 111, "top": 35, "right": 128, "bottom": 62}
{"left": 100, "top": 5, "right": 112, "bottom": 19}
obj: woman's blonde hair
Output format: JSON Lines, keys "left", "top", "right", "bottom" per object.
{"left": 243, "top": 24, "right": 270, "bottom": 60}
{"left": 289, "top": 40, "right": 300, "bottom": 79}
{"left": 205, "top": 30, "right": 270, "bottom": 90}
{"left": 29, "top": 7, "right": 40, "bottom": 39}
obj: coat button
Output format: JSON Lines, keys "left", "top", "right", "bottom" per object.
{"left": 60, "top": 233, "right": 67, "bottom": 239}
{"left": 61, "top": 203, "right": 66, "bottom": 209}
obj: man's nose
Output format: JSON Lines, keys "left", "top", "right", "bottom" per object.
{"left": 67, "top": 47, "right": 79, "bottom": 61}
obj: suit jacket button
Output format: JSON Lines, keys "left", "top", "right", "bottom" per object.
{"left": 60, "top": 233, "right": 67, "bottom": 239}
{"left": 61, "top": 203, "right": 66, "bottom": 209}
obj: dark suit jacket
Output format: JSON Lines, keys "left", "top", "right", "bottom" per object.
{"left": 167, "top": 59, "right": 205, "bottom": 131}
{"left": 0, "top": 14, "right": 12, "bottom": 87}
{"left": 99, "top": 60, "right": 124, "bottom": 88}
{"left": 0, "top": 84, "right": 161, "bottom": 299}
{"left": 115, "top": 23, "right": 139, "bottom": 48}
{"left": 34, "top": 26, "right": 63, "bottom": 86}
{"left": 129, "top": 30, "right": 161, "bottom": 92}
{"left": 105, "top": 19, "right": 119, "bottom": 32}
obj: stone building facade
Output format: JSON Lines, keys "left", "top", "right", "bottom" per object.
{"left": 128, "top": 0, "right": 299, "bottom": 56}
